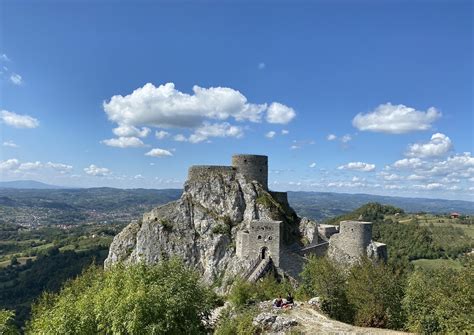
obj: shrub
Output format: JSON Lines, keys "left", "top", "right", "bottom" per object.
{"left": 27, "top": 259, "right": 215, "bottom": 334}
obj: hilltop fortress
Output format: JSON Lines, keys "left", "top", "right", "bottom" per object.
{"left": 106, "top": 154, "right": 387, "bottom": 288}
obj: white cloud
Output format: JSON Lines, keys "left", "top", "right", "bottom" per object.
{"left": 327, "top": 134, "right": 337, "bottom": 141}
{"left": 145, "top": 148, "right": 173, "bottom": 157}
{"left": 406, "top": 133, "right": 452, "bottom": 158}
{"left": 266, "top": 102, "right": 296, "bottom": 124}
{"left": 383, "top": 173, "right": 400, "bottom": 181}
{"left": 341, "top": 134, "right": 352, "bottom": 143}
{"left": 112, "top": 125, "right": 150, "bottom": 138}
{"left": 155, "top": 130, "right": 170, "bottom": 139}
{"left": 0, "top": 158, "right": 20, "bottom": 171}
{"left": 84, "top": 164, "right": 111, "bottom": 176}
{"left": 309, "top": 162, "right": 317, "bottom": 168}
{"left": 290, "top": 145, "right": 300, "bottom": 150}
{"left": 101, "top": 136, "right": 146, "bottom": 148}
{"left": 407, "top": 174, "right": 426, "bottom": 181}
{"left": 392, "top": 158, "right": 423, "bottom": 169}
{"left": 266, "top": 131, "right": 276, "bottom": 139}
{"left": 338, "top": 162, "right": 376, "bottom": 172}
{"left": 0, "top": 54, "right": 10, "bottom": 62}
{"left": 10, "top": 73, "right": 22, "bottom": 85}
{"left": 103, "top": 82, "right": 296, "bottom": 129}
{"left": 1, "top": 110, "right": 39, "bottom": 128}
{"left": 188, "top": 122, "right": 243, "bottom": 143}
{"left": 18, "top": 161, "right": 42, "bottom": 170}
{"left": 258, "top": 62, "right": 266, "bottom": 70}
{"left": 173, "top": 134, "right": 188, "bottom": 142}
{"left": 414, "top": 183, "right": 444, "bottom": 190}
{"left": 2, "top": 140, "right": 18, "bottom": 148}
{"left": 352, "top": 103, "right": 441, "bottom": 134}
{"left": 45, "top": 162, "right": 73, "bottom": 172}
{"left": 281, "top": 129, "right": 289, "bottom": 135}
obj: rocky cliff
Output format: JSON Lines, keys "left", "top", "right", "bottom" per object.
{"left": 105, "top": 168, "right": 308, "bottom": 290}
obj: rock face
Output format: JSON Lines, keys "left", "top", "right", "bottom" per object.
{"left": 105, "top": 154, "right": 388, "bottom": 290}
{"left": 105, "top": 159, "right": 301, "bottom": 289}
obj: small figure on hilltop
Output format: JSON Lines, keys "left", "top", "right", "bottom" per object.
{"left": 273, "top": 295, "right": 283, "bottom": 308}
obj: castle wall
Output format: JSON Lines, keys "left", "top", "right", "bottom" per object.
{"left": 232, "top": 154, "right": 268, "bottom": 190}
{"left": 236, "top": 230, "right": 250, "bottom": 259}
{"left": 187, "top": 165, "right": 235, "bottom": 181}
{"left": 328, "top": 221, "right": 373, "bottom": 264}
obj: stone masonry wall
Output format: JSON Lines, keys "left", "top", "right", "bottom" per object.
{"left": 232, "top": 154, "right": 268, "bottom": 190}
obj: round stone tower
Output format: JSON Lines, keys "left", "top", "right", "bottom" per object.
{"left": 338, "top": 221, "right": 372, "bottom": 255}
{"left": 232, "top": 154, "right": 268, "bottom": 190}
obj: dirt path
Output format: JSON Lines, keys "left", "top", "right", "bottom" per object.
{"left": 286, "top": 304, "right": 409, "bottom": 334}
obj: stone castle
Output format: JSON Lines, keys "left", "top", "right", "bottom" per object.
{"left": 187, "top": 154, "right": 386, "bottom": 279}
{"left": 105, "top": 153, "right": 387, "bottom": 287}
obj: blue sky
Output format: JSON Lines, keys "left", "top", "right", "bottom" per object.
{"left": 0, "top": 0, "right": 473, "bottom": 201}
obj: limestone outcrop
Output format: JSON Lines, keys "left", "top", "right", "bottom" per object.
{"left": 105, "top": 156, "right": 302, "bottom": 290}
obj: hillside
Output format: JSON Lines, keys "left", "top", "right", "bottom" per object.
{"left": 1, "top": 187, "right": 472, "bottom": 228}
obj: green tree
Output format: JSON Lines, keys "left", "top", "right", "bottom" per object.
{"left": 299, "top": 256, "right": 353, "bottom": 323}
{"left": 346, "top": 259, "right": 405, "bottom": 329}
{"left": 0, "top": 310, "right": 18, "bottom": 335}
{"left": 402, "top": 261, "right": 474, "bottom": 334}
{"left": 27, "top": 259, "right": 215, "bottom": 334}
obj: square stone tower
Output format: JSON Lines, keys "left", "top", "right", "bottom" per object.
{"left": 236, "top": 220, "right": 282, "bottom": 266}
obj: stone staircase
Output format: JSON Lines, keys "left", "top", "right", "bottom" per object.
{"left": 247, "top": 257, "right": 272, "bottom": 282}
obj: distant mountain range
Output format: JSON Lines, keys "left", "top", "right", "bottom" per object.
{"left": 0, "top": 180, "right": 66, "bottom": 189}
{"left": 0, "top": 181, "right": 472, "bottom": 223}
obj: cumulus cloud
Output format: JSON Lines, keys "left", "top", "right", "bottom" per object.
{"left": 309, "top": 162, "right": 317, "bottom": 168}
{"left": 145, "top": 148, "right": 173, "bottom": 157}
{"left": 266, "top": 102, "right": 296, "bottom": 124}
{"left": 392, "top": 158, "right": 423, "bottom": 169}
{"left": 327, "top": 134, "right": 337, "bottom": 141}
{"left": 188, "top": 122, "right": 243, "bottom": 143}
{"left": 338, "top": 162, "right": 376, "bottom": 172}
{"left": 101, "top": 136, "right": 146, "bottom": 148}
{"left": 112, "top": 125, "right": 150, "bottom": 138}
{"left": 281, "top": 129, "right": 289, "bottom": 135}
{"left": 0, "top": 158, "right": 20, "bottom": 171}
{"left": 10, "top": 73, "right": 22, "bottom": 85}
{"left": 173, "top": 134, "right": 187, "bottom": 142}
{"left": 103, "top": 82, "right": 296, "bottom": 130}
{"left": 45, "top": 162, "right": 73, "bottom": 172}
{"left": 352, "top": 103, "right": 441, "bottom": 134}
{"left": 155, "top": 130, "right": 170, "bottom": 139}
{"left": 3, "top": 140, "right": 18, "bottom": 148}
{"left": 341, "top": 134, "right": 352, "bottom": 143}
{"left": 0, "top": 54, "right": 10, "bottom": 62}
{"left": 18, "top": 161, "right": 42, "bottom": 170}
{"left": 84, "top": 164, "right": 111, "bottom": 176}
{"left": 266, "top": 131, "right": 276, "bottom": 139}
{"left": 1, "top": 110, "right": 39, "bottom": 128}
{"left": 406, "top": 133, "right": 452, "bottom": 158}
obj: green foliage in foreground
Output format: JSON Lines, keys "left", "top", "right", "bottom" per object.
{"left": 402, "top": 259, "right": 474, "bottom": 334}
{"left": 27, "top": 259, "right": 215, "bottom": 335}
{"left": 0, "top": 309, "right": 18, "bottom": 335}
{"left": 228, "top": 275, "right": 295, "bottom": 308}
{"left": 214, "top": 307, "right": 261, "bottom": 335}
{"left": 299, "top": 256, "right": 353, "bottom": 323}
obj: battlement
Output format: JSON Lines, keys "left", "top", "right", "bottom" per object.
{"left": 232, "top": 154, "right": 268, "bottom": 190}
{"left": 187, "top": 165, "right": 236, "bottom": 181}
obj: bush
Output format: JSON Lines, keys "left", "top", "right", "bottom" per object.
{"left": 27, "top": 258, "right": 215, "bottom": 334}
{"left": 346, "top": 259, "right": 405, "bottom": 329}
{"left": 0, "top": 309, "right": 18, "bottom": 335}
{"left": 214, "top": 307, "right": 260, "bottom": 335}
{"left": 402, "top": 261, "right": 474, "bottom": 334}
{"left": 299, "top": 256, "right": 353, "bottom": 323}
